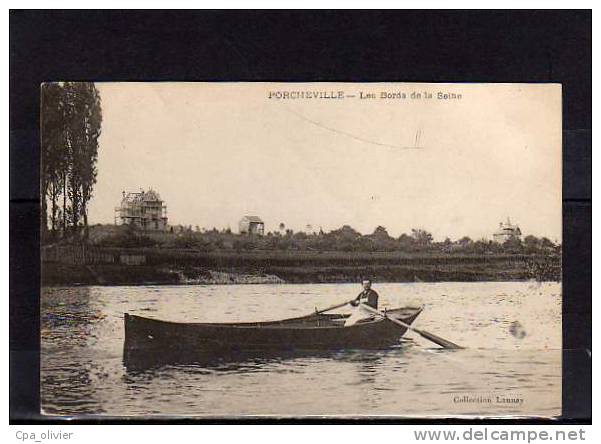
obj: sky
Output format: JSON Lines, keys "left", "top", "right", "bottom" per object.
{"left": 88, "top": 82, "right": 562, "bottom": 241}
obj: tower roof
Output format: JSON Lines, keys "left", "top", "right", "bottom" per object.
{"left": 121, "top": 188, "right": 163, "bottom": 204}
{"left": 142, "top": 189, "right": 162, "bottom": 202}
{"left": 241, "top": 215, "right": 263, "bottom": 223}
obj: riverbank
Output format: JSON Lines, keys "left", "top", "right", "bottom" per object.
{"left": 41, "top": 249, "right": 561, "bottom": 286}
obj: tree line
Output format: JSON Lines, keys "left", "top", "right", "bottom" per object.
{"left": 96, "top": 223, "right": 560, "bottom": 255}
{"left": 41, "top": 82, "right": 102, "bottom": 239}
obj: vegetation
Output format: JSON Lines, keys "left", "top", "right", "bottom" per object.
{"left": 43, "top": 225, "right": 561, "bottom": 285}
{"left": 41, "top": 82, "right": 102, "bottom": 240}
{"left": 91, "top": 224, "right": 560, "bottom": 256}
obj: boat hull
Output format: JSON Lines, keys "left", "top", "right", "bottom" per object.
{"left": 124, "top": 306, "right": 422, "bottom": 368}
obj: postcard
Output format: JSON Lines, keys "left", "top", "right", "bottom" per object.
{"left": 40, "top": 82, "right": 562, "bottom": 417}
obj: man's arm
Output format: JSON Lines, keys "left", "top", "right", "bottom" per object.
{"left": 350, "top": 291, "right": 363, "bottom": 306}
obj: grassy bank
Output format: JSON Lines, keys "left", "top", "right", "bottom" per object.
{"left": 41, "top": 248, "right": 561, "bottom": 286}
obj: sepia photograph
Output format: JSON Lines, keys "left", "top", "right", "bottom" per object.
{"left": 40, "top": 82, "right": 562, "bottom": 418}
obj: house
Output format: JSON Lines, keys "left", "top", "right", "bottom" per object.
{"left": 114, "top": 188, "right": 168, "bottom": 231}
{"left": 239, "top": 216, "right": 265, "bottom": 235}
{"left": 493, "top": 217, "right": 522, "bottom": 243}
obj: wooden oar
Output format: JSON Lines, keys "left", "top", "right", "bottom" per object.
{"left": 360, "top": 304, "right": 463, "bottom": 350}
{"left": 314, "top": 299, "right": 355, "bottom": 315}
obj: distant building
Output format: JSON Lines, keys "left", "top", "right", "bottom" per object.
{"left": 115, "top": 189, "right": 168, "bottom": 231}
{"left": 493, "top": 217, "right": 522, "bottom": 243}
{"left": 239, "top": 216, "right": 265, "bottom": 235}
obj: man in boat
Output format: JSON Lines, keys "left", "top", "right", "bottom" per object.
{"left": 351, "top": 279, "right": 379, "bottom": 309}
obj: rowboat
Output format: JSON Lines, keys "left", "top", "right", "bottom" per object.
{"left": 123, "top": 306, "right": 423, "bottom": 368}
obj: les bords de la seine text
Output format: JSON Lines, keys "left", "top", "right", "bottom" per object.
{"left": 267, "top": 89, "right": 463, "bottom": 101}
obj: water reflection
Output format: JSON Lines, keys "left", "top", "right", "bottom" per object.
{"left": 123, "top": 344, "right": 408, "bottom": 376}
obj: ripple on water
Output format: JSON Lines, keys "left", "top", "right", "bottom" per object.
{"left": 41, "top": 282, "right": 562, "bottom": 416}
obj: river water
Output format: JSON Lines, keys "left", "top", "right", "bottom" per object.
{"left": 41, "top": 282, "right": 561, "bottom": 417}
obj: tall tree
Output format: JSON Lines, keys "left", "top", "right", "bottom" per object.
{"left": 41, "top": 83, "right": 71, "bottom": 235}
{"left": 40, "top": 82, "right": 102, "bottom": 237}
{"left": 74, "top": 83, "right": 102, "bottom": 231}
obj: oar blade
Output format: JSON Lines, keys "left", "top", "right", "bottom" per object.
{"left": 358, "top": 303, "right": 463, "bottom": 350}
{"left": 417, "top": 329, "right": 463, "bottom": 349}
